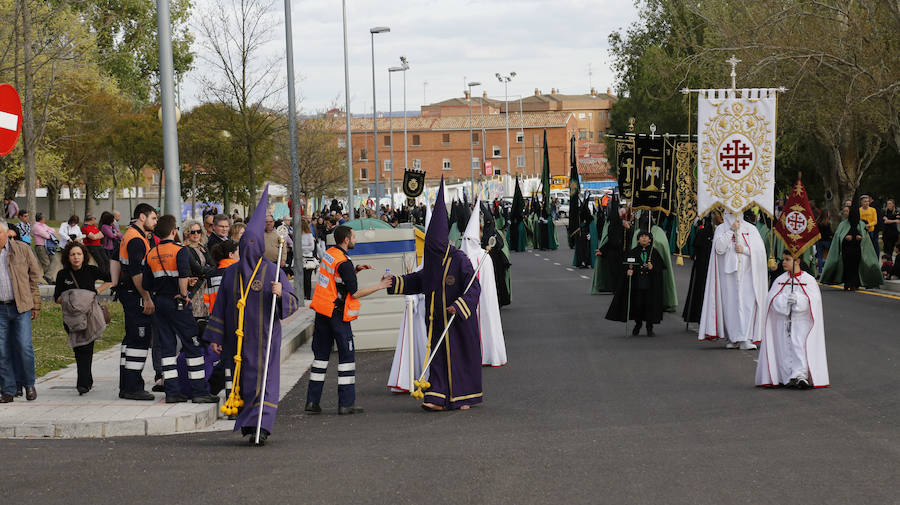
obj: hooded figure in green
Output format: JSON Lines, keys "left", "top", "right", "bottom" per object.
{"left": 508, "top": 178, "right": 527, "bottom": 252}
{"left": 820, "top": 203, "right": 882, "bottom": 289}
{"left": 629, "top": 211, "right": 678, "bottom": 312}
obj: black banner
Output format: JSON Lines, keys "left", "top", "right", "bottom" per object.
{"left": 402, "top": 169, "right": 425, "bottom": 206}
{"left": 631, "top": 137, "right": 675, "bottom": 214}
{"left": 615, "top": 138, "right": 635, "bottom": 201}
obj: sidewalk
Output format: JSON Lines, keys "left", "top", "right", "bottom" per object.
{"left": 0, "top": 309, "right": 314, "bottom": 439}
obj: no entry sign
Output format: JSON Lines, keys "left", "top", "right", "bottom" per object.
{"left": 0, "top": 84, "right": 22, "bottom": 156}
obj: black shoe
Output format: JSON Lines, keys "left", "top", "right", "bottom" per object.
{"left": 646, "top": 327, "right": 655, "bottom": 337}
{"left": 796, "top": 378, "right": 811, "bottom": 390}
{"left": 248, "top": 428, "right": 270, "bottom": 446}
{"left": 15, "top": 386, "right": 23, "bottom": 397}
{"left": 76, "top": 386, "right": 90, "bottom": 395}
{"left": 151, "top": 382, "right": 165, "bottom": 393}
{"left": 25, "top": 386, "right": 36, "bottom": 401}
{"left": 786, "top": 378, "right": 799, "bottom": 388}
{"left": 631, "top": 323, "right": 642, "bottom": 336}
{"left": 338, "top": 406, "right": 364, "bottom": 415}
{"left": 304, "top": 402, "right": 322, "bottom": 414}
{"left": 119, "top": 390, "right": 155, "bottom": 401}
{"left": 191, "top": 394, "right": 219, "bottom": 404}
{"left": 0, "top": 394, "right": 13, "bottom": 403}
{"left": 165, "top": 395, "right": 189, "bottom": 403}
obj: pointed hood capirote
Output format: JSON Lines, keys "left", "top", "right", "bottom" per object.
{"left": 424, "top": 177, "right": 450, "bottom": 271}
{"left": 239, "top": 185, "right": 270, "bottom": 279}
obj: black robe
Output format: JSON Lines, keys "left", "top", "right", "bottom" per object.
{"left": 605, "top": 245, "right": 665, "bottom": 324}
{"left": 682, "top": 220, "right": 714, "bottom": 323}
{"left": 573, "top": 199, "right": 593, "bottom": 268}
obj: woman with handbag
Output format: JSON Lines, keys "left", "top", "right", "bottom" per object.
{"left": 301, "top": 218, "right": 316, "bottom": 300}
{"left": 54, "top": 242, "right": 113, "bottom": 395}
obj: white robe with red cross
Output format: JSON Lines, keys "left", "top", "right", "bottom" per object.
{"left": 698, "top": 212, "right": 769, "bottom": 343}
{"left": 755, "top": 270, "right": 829, "bottom": 387}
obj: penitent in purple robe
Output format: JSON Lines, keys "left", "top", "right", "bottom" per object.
{"left": 389, "top": 177, "right": 482, "bottom": 409}
{"left": 203, "top": 186, "right": 300, "bottom": 435}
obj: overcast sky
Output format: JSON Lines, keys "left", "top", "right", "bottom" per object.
{"left": 181, "top": 0, "right": 640, "bottom": 114}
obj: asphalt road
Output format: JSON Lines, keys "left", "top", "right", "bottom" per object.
{"left": 3, "top": 229, "right": 899, "bottom": 505}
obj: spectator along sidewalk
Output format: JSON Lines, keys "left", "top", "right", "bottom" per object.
{"left": 0, "top": 309, "right": 314, "bottom": 439}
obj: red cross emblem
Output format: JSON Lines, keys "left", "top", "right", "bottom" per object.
{"left": 784, "top": 210, "right": 807, "bottom": 235}
{"left": 718, "top": 134, "right": 755, "bottom": 179}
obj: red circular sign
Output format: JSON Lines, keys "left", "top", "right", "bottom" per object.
{"left": 0, "top": 84, "right": 22, "bottom": 156}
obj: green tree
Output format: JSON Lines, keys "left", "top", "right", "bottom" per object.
{"left": 74, "top": 0, "right": 195, "bottom": 104}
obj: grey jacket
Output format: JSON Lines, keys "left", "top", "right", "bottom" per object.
{"left": 59, "top": 288, "right": 106, "bottom": 348}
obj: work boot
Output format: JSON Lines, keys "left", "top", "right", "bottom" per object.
{"left": 119, "top": 390, "right": 155, "bottom": 401}
{"left": 191, "top": 394, "right": 220, "bottom": 404}
{"left": 338, "top": 406, "right": 365, "bottom": 415}
{"left": 304, "top": 402, "right": 322, "bottom": 414}
{"left": 165, "top": 395, "right": 189, "bottom": 403}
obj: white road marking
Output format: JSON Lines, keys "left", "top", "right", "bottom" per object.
{"left": 553, "top": 262, "right": 560, "bottom": 266}
{"left": 566, "top": 268, "right": 574, "bottom": 272}
{"left": 0, "top": 111, "right": 18, "bottom": 131}
{"left": 543, "top": 257, "right": 549, "bottom": 261}
{"left": 580, "top": 275, "right": 589, "bottom": 279}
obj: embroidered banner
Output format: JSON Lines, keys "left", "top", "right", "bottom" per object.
{"left": 697, "top": 88, "right": 776, "bottom": 217}
{"left": 615, "top": 137, "right": 636, "bottom": 201}
{"left": 672, "top": 139, "right": 697, "bottom": 255}
{"left": 774, "top": 173, "right": 820, "bottom": 257}
{"left": 631, "top": 137, "right": 674, "bottom": 214}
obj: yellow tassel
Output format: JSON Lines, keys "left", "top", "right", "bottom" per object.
{"left": 221, "top": 259, "right": 263, "bottom": 420}
{"left": 768, "top": 257, "right": 778, "bottom": 270}
{"left": 676, "top": 255, "right": 684, "bottom": 266}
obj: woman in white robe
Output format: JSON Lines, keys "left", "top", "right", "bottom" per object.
{"left": 756, "top": 251, "right": 829, "bottom": 389}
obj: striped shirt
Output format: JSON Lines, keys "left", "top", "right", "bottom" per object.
{"left": 0, "top": 240, "right": 14, "bottom": 302}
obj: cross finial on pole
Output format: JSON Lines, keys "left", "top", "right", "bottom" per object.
{"left": 726, "top": 55, "right": 741, "bottom": 90}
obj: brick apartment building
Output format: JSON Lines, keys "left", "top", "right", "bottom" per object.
{"left": 339, "top": 88, "right": 616, "bottom": 188}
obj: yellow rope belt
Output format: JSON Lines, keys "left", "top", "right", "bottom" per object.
{"left": 221, "top": 259, "right": 263, "bottom": 416}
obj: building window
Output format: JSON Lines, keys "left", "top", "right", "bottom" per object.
{"left": 471, "top": 157, "right": 480, "bottom": 170}
{"left": 492, "top": 145, "right": 501, "bottom": 157}
{"left": 589, "top": 131, "right": 594, "bottom": 140}
{"left": 472, "top": 132, "right": 479, "bottom": 144}
{"left": 384, "top": 159, "right": 392, "bottom": 172}
{"left": 152, "top": 173, "right": 160, "bottom": 185}
{"left": 578, "top": 112, "right": 586, "bottom": 120}
{"left": 598, "top": 111, "right": 606, "bottom": 120}
{"left": 442, "top": 158, "right": 452, "bottom": 170}
{"left": 578, "top": 129, "right": 587, "bottom": 140}
{"left": 516, "top": 131, "right": 524, "bottom": 143}
{"left": 384, "top": 135, "right": 391, "bottom": 147}
{"left": 338, "top": 137, "right": 346, "bottom": 148}
{"left": 413, "top": 159, "right": 421, "bottom": 169}
{"left": 517, "top": 155, "right": 525, "bottom": 168}
{"left": 412, "top": 134, "right": 421, "bottom": 146}
{"left": 588, "top": 112, "right": 593, "bottom": 120}
{"left": 442, "top": 133, "right": 451, "bottom": 145}
{"left": 360, "top": 167, "right": 368, "bottom": 180}
{"left": 359, "top": 148, "right": 368, "bottom": 160}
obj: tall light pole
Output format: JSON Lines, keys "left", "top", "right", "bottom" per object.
{"left": 284, "top": 0, "right": 301, "bottom": 294}
{"left": 400, "top": 56, "right": 409, "bottom": 190}
{"left": 370, "top": 26, "right": 390, "bottom": 207}
{"left": 389, "top": 57, "right": 409, "bottom": 209}
{"left": 496, "top": 72, "right": 516, "bottom": 175}
{"left": 157, "top": 0, "right": 181, "bottom": 222}
{"left": 341, "top": 1, "right": 355, "bottom": 218}
{"left": 467, "top": 81, "right": 481, "bottom": 194}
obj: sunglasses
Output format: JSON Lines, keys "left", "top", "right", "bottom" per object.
{"left": 189, "top": 230, "right": 202, "bottom": 235}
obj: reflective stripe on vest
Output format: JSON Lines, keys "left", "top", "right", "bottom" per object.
{"left": 309, "top": 246, "right": 361, "bottom": 322}
{"left": 119, "top": 226, "right": 150, "bottom": 265}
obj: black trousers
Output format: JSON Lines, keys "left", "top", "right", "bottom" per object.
{"left": 73, "top": 341, "right": 95, "bottom": 390}
{"left": 303, "top": 268, "right": 313, "bottom": 300}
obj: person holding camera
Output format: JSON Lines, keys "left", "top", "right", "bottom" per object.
{"left": 605, "top": 229, "right": 666, "bottom": 337}
{"left": 141, "top": 215, "right": 218, "bottom": 404}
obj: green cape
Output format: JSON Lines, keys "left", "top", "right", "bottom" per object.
{"left": 819, "top": 220, "right": 882, "bottom": 288}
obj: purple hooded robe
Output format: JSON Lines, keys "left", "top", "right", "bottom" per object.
{"left": 203, "top": 186, "right": 300, "bottom": 434}
{"left": 388, "top": 178, "right": 483, "bottom": 409}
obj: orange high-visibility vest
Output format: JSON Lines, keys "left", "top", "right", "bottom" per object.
{"left": 204, "top": 258, "right": 238, "bottom": 311}
{"left": 144, "top": 242, "right": 183, "bottom": 281}
{"left": 119, "top": 225, "right": 151, "bottom": 266}
{"left": 309, "top": 246, "right": 361, "bottom": 322}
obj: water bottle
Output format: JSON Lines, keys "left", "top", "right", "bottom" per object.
{"left": 383, "top": 268, "right": 391, "bottom": 280}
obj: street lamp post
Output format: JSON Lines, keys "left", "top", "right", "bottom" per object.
{"left": 467, "top": 81, "right": 481, "bottom": 195}
{"left": 370, "top": 26, "right": 390, "bottom": 207}
{"left": 389, "top": 59, "right": 409, "bottom": 209}
{"left": 496, "top": 72, "right": 516, "bottom": 175}
{"left": 341, "top": 1, "right": 354, "bottom": 218}
{"left": 401, "top": 56, "right": 408, "bottom": 192}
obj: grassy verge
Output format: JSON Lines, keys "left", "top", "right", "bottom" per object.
{"left": 32, "top": 302, "right": 124, "bottom": 378}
